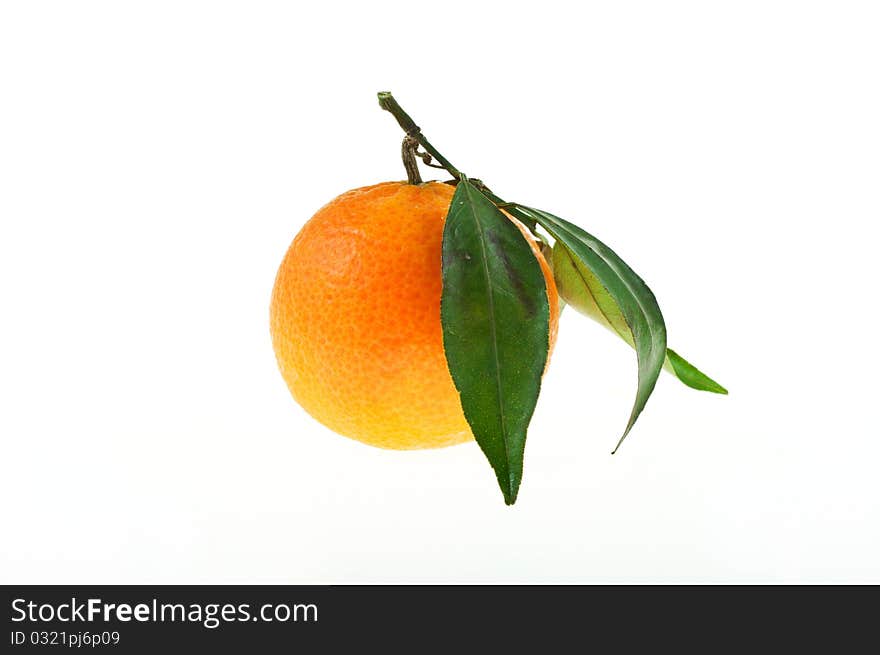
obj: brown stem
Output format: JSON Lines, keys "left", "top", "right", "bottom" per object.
{"left": 401, "top": 135, "right": 422, "bottom": 185}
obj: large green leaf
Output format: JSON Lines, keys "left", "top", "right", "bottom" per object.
{"left": 441, "top": 179, "right": 550, "bottom": 504}
{"left": 512, "top": 206, "right": 666, "bottom": 453}
{"left": 552, "top": 243, "right": 727, "bottom": 395}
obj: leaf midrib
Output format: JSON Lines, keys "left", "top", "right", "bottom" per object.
{"left": 462, "top": 182, "right": 512, "bottom": 489}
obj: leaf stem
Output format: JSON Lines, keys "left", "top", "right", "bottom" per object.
{"left": 377, "top": 92, "right": 462, "bottom": 180}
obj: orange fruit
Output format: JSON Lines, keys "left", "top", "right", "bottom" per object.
{"left": 270, "top": 181, "right": 560, "bottom": 450}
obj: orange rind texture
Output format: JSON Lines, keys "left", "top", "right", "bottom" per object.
{"left": 270, "top": 181, "right": 559, "bottom": 449}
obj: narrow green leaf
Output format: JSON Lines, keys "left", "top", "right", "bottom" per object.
{"left": 552, "top": 242, "right": 727, "bottom": 395}
{"left": 441, "top": 179, "right": 550, "bottom": 504}
{"left": 665, "top": 349, "right": 728, "bottom": 394}
{"left": 513, "top": 206, "right": 666, "bottom": 453}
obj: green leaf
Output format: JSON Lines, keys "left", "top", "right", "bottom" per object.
{"left": 551, "top": 242, "right": 634, "bottom": 344}
{"left": 552, "top": 243, "right": 727, "bottom": 395}
{"left": 513, "top": 206, "right": 666, "bottom": 453}
{"left": 664, "top": 349, "right": 728, "bottom": 394}
{"left": 441, "top": 179, "right": 550, "bottom": 504}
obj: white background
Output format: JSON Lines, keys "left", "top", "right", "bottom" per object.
{"left": 2, "top": 1, "right": 878, "bottom": 583}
